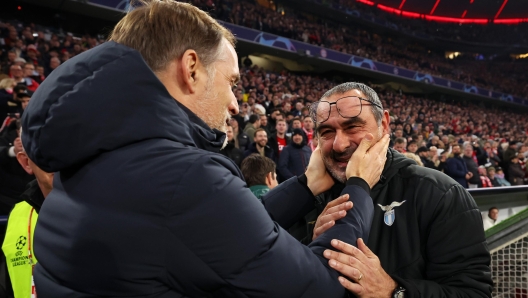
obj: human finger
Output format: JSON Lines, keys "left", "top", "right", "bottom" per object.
{"left": 313, "top": 221, "right": 334, "bottom": 240}
{"left": 323, "top": 194, "right": 350, "bottom": 212}
{"left": 329, "top": 239, "right": 371, "bottom": 265}
{"left": 325, "top": 200, "right": 353, "bottom": 215}
{"left": 328, "top": 258, "right": 365, "bottom": 284}
{"left": 337, "top": 276, "right": 364, "bottom": 295}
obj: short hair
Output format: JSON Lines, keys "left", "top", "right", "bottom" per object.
{"left": 241, "top": 154, "right": 276, "bottom": 187}
{"left": 248, "top": 114, "right": 260, "bottom": 124}
{"left": 0, "top": 78, "right": 15, "bottom": 89}
{"left": 254, "top": 128, "right": 266, "bottom": 138}
{"left": 489, "top": 207, "right": 498, "bottom": 213}
{"left": 394, "top": 137, "right": 406, "bottom": 145}
{"left": 291, "top": 117, "right": 302, "bottom": 124}
{"left": 311, "top": 82, "right": 383, "bottom": 126}
{"left": 408, "top": 141, "right": 417, "bottom": 146}
{"left": 108, "top": 0, "right": 235, "bottom": 72}
{"left": 276, "top": 118, "right": 287, "bottom": 124}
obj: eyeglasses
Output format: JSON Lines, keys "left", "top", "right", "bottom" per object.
{"left": 311, "top": 96, "right": 383, "bottom": 124}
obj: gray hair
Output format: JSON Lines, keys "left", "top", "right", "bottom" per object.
{"left": 310, "top": 82, "right": 384, "bottom": 127}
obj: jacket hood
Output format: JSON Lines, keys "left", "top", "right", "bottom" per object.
{"left": 373, "top": 148, "right": 416, "bottom": 190}
{"left": 22, "top": 41, "right": 225, "bottom": 172}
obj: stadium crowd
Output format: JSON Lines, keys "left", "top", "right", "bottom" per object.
{"left": 0, "top": 1, "right": 523, "bottom": 296}
{"left": 190, "top": 0, "right": 528, "bottom": 98}
{"left": 0, "top": 9, "right": 527, "bottom": 216}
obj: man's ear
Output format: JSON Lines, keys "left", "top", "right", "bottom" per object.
{"left": 381, "top": 110, "right": 390, "bottom": 135}
{"left": 265, "top": 172, "right": 273, "bottom": 188}
{"left": 16, "top": 151, "right": 33, "bottom": 175}
{"left": 179, "top": 49, "right": 200, "bottom": 94}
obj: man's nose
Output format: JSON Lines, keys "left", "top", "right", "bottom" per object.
{"left": 332, "top": 130, "right": 350, "bottom": 153}
{"left": 228, "top": 96, "right": 239, "bottom": 116}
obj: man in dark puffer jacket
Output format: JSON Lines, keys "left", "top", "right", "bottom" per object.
{"left": 22, "top": 2, "right": 389, "bottom": 297}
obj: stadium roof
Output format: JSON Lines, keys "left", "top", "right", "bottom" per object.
{"left": 357, "top": 0, "right": 528, "bottom": 24}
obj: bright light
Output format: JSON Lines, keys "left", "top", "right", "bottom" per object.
{"left": 512, "top": 53, "right": 528, "bottom": 59}
{"left": 446, "top": 52, "right": 461, "bottom": 59}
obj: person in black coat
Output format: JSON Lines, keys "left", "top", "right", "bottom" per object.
{"left": 463, "top": 144, "right": 482, "bottom": 188}
{"left": 0, "top": 120, "right": 34, "bottom": 215}
{"left": 278, "top": 129, "right": 312, "bottom": 180}
{"left": 21, "top": 29, "right": 387, "bottom": 296}
{"left": 445, "top": 144, "right": 470, "bottom": 188}
{"left": 244, "top": 128, "right": 275, "bottom": 160}
{"left": 416, "top": 146, "right": 435, "bottom": 169}
{"left": 508, "top": 155, "right": 525, "bottom": 185}
{"left": 219, "top": 124, "right": 244, "bottom": 167}
{"left": 228, "top": 118, "right": 250, "bottom": 152}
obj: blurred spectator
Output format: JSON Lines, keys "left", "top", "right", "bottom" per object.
{"left": 445, "top": 144, "right": 470, "bottom": 188}
{"left": 46, "top": 57, "right": 61, "bottom": 76}
{"left": 24, "top": 44, "right": 42, "bottom": 66}
{"left": 1, "top": 50, "right": 18, "bottom": 74}
{"left": 244, "top": 128, "right": 274, "bottom": 160}
{"left": 229, "top": 118, "right": 250, "bottom": 152}
{"left": 289, "top": 117, "right": 303, "bottom": 136}
{"left": 243, "top": 114, "right": 261, "bottom": 143}
{"left": 0, "top": 120, "right": 34, "bottom": 215}
{"left": 416, "top": 146, "right": 434, "bottom": 168}
{"left": 8, "top": 64, "right": 37, "bottom": 91}
{"left": 483, "top": 207, "right": 499, "bottom": 230}
{"left": 463, "top": 144, "right": 481, "bottom": 188}
{"left": 508, "top": 155, "right": 525, "bottom": 186}
{"left": 240, "top": 154, "right": 278, "bottom": 201}
{"left": 393, "top": 137, "right": 406, "bottom": 153}
{"left": 434, "top": 150, "right": 448, "bottom": 173}
{"left": 268, "top": 118, "right": 290, "bottom": 162}
{"left": 403, "top": 152, "right": 423, "bottom": 166}
{"left": 220, "top": 124, "right": 244, "bottom": 167}
{"left": 495, "top": 167, "right": 511, "bottom": 186}
{"left": 259, "top": 114, "right": 271, "bottom": 136}
{"left": 487, "top": 167, "right": 502, "bottom": 187}
{"left": 484, "top": 142, "right": 501, "bottom": 168}
{"left": 302, "top": 116, "right": 315, "bottom": 151}
{"left": 0, "top": 78, "right": 16, "bottom": 121}
{"left": 473, "top": 140, "right": 487, "bottom": 166}
{"left": 503, "top": 141, "right": 518, "bottom": 164}
{"left": 277, "top": 129, "right": 312, "bottom": 180}
{"left": 478, "top": 166, "right": 493, "bottom": 188}
{"left": 407, "top": 140, "right": 418, "bottom": 154}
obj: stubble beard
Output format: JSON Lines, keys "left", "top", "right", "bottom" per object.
{"left": 195, "top": 71, "right": 230, "bottom": 134}
{"left": 322, "top": 127, "right": 383, "bottom": 184}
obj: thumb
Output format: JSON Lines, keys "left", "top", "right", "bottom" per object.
{"left": 355, "top": 133, "right": 374, "bottom": 155}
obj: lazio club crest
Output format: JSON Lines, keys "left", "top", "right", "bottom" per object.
{"left": 378, "top": 201, "right": 406, "bottom": 226}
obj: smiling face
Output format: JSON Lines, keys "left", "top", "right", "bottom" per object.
{"left": 316, "top": 89, "right": 389, "bottom": 183}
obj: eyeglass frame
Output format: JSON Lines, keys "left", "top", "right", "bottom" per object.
{"left": 311, "top": 96, "right": 383, "bottom": 124}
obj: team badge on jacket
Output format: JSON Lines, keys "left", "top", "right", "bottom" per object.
{"left": 378, "top": 201, "right": 406, "bottom": 226}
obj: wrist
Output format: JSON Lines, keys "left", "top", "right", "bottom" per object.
{"left": 305, "top": 172, "right": 322, "bottom": 196}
